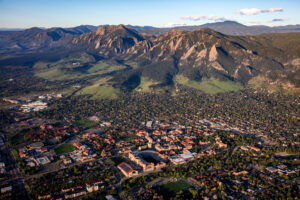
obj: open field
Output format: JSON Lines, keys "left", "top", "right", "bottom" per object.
{"left": 35, "top": 59, "right": 126, "bottom": 81}
{"left": 75, "top": 77, "right": 121, "bottom": 99}
{"left": 73, "top": 119, "right": 98, "bottom": 130}
{"left": 248, "top": 75, "right": 299, "bottom": 94}
{"left": 135, "top": 77, "right": 161, "bottom": 92}
{"left": 175, "top": 75, "right": 243, "bottom": 94}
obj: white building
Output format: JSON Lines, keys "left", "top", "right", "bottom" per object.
{"left": 35, "top": 156, "right": 51, "bottom": 165}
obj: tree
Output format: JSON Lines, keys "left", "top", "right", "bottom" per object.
{"left": 189, "top": 188, "right": 198, "bottom": 198}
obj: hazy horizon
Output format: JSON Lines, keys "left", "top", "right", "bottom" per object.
{"left": 0, "top": 0, "right": 299, "bottom": 29}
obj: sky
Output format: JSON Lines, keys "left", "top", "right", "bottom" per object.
{"left": 0, "top": 0, "right": 299, "bottom": 28}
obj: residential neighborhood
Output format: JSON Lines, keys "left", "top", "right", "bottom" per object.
{"left": 0, "top": 89, "right": 299, "bottom": 199}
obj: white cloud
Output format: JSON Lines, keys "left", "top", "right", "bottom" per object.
{"left": 160, "top": 22, "right": 187, "bottom": 28}
{"left": 269, "top": 8, "right": 284, "bottom": 13}
{"left": 236, "top": 8, "right": 283, "bottom": 15}
{"left": 180, "top": 15, "right": 229, "bottom": 22}
{"left": 271, "top": 18, "right": 288, "bottom": 22}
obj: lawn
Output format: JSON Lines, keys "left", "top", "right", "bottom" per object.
{"left": 54, "top": 143, "right": 75, "bottom": 155}
{"left": 157, "top": 179, "right": 192, "bottom": 197}
{"left": 175, "top": 75, "right": 243, "bottom": 94}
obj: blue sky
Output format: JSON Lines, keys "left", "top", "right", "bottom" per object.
{"left": 0, "top": 0, "right": 299, "bottom": 28}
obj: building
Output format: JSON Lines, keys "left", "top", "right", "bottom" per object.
{"left": 179, "top": 150, "right": 195, "bottom": 161}
{"left": 117, "top": 162, "right": 138, "bottom": 177}
{"left": 21, "top": 101, "right": 47, "bottom": 112}
{"left": 28, "top": 142, "right": 44, "bottom": 150}
{"left": 3, "top": 98, "right": 20, "bottom": 104}
{"left": 88, "top": 116, "right": 100, "bottom": 122}
{"left": 35, "top": 156, "right": 51, "bottom": 165}
{"left": 0, "top": 162, "right": 5, "bottom": 168}
{"left": 170, "top": 156, "right": 185, "bottom": 165}
{"left": 251, "top": 146, "right": 260, "bottom": 152}
{"left": 128, "top": 151, "right": 166, "bottom": 172}
{"left": 0, "top": 168, "right": 6, "bottom": 174}
{"left": 240, "top": 146, "right": 251, "bottom": 151}
{"left": 266, "top": 167, "right": 278, "bottom": 173}
{"left": 155, "top": 162, "right": 166, "bottom": 169}
{"left": 199, "top": 141, "right": 210, "bottom": 145}
{"left": 216, "top": 141, "right": 227, "bottom": 148}
{"left": 38, "top": 194, "right": 51, "bottom": 199}
{"left": 86, "top": 184, "right": 99, "bottom": 193}
{"left": 63, "top": 158, "right": 72, "bottom": 165}
{"left": 232, "top": 171, "right": 248, "bottom": 176}
{"left": 65, "top": 190, "right": 87, "bottom": 199}
{"left": 27, "top": 161, "right": 36, "bottom": 167}
{"left": 146, "top": 121, "right": 153, "bottom": 128}
{"left": 1, "top": 186, "right": 12, "bottom": 193}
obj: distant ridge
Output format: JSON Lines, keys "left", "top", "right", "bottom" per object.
{"left": 129, "top": 21, "right": 300, "bottom": 35}
{"left": 2, "top": 21, "right": 300, "bottom": 36}
{"left": 0, "top": 25, "right": 98, "bottom": 52}
{"left": 0, "top": 28, "right": 26, "bottom": 31}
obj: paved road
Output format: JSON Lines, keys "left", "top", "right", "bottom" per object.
{"left": 231, "top": 145, "right": 240, "bottom": 156}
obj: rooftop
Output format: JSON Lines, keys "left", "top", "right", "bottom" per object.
{"left": 117, "top": 162, "right": 134, "bottom": 174}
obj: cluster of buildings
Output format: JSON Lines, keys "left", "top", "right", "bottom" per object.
{"left": 115, "top": 123, "right": 229, "bottom": 177}
{"left": 19, "top": 142, "right": 52, "bottom": 167}
{"left": 60, "top": 141, "right": 96, "bottom": 165}
{"left": 3, "top": 93, "right": 62, "bottom": 113}
{"left": 0, "top": 160, "right": 12, "bottom": 198}
{"left": 1, "top": 186, "right": 12, "bottom": 195}
{"left": 169, "top": 150, "right": 197, "bottom": 165}
{"left": 266, "top": 164, "right": 298, "bottom": 176}
{"left": 81, "top": 128, "right": 144, "bottom": 158}
{"left": 38, "top": 180, "right": 105, "bottom": 200}
{"left": 20, "top": 101, "right": 48, "bottom": 112}
{"left": 82, "top": 129, "right": 105, "bottom": 150}
{"left": 26, "top": 124, "right": 77, "bottom": 143}
{"left": 240, "top": 145, "right": 261, "bottom": 152}
{"left": 38, "top": 93, "right": 62, "bottom": 100}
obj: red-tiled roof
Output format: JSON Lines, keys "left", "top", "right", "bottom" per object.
{"left": 117, "top": 162, "right": 134, "bottom": 174}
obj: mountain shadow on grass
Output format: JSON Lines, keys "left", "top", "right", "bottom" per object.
{"left": 121, "top": 74, "right": 141, "bottom": 91}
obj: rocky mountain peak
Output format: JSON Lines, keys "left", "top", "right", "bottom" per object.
{"left": 95, "top": 24, "right": 136, "bottom": 35}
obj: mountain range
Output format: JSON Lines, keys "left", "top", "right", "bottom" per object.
{"left": 130, "top": 21, "right": 300, "bottom": 35}
{"left": 0, "top": 21, "right": 299, "bottom": 98}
